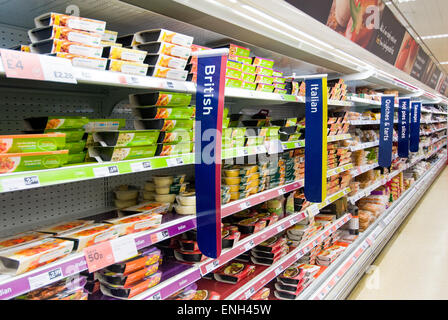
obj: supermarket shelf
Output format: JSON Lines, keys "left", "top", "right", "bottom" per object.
{"left": 350, "top": 163, "right": 379, "bottom": 178}
{"left": 347, "top": 149, "right": 438, "bottom": 205}
{"left": 222, "top": 145, "right": 267, "bottom": 159}
{"left": 421, "top": 127, "right": 447, "bottom": 136}
{"left": 282, "top": 134, "right": 352, "bottom": 151}
{"left": 349, "top": 120, "right": 380, "bottom": 126}
{"left": 0, "top": 214, "right": 197, "bottom": 300}
{"left": 299, "top": 155, "right": 447, "bottom": 300}
{"left": 222, "top": 163, "right": 353, "bottom": 218}
{"left": 349, "top": 141, "right": 379, "bottom": 152}
{"left": 347, "top": 96, "right": 381, "bottom": 106}
{"left": 0, "top": 153, "right": 194, "bottom": 194}
{"left": 425, "top": 142, "right": 447, "bottom": 159}
{"left": 134, "top": 188, "right": 351, "bottom": 301}
{"left": 226, "top": 213, "right": 352, "bottom": 300}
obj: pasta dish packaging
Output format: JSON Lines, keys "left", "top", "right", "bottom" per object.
{"left": 34, "top": 12, "right": 106, "bottom": 34}
{"left": 56, "top": 223, "right": 119, "bottom": 252}
{"left": 0, "top": 238, "right": 74, "bottom": 275}
{"left": 0, "top": 231, "right": 51, "bottom": 251}
{"left": 37, "top": 220, "right": 94, "bottom": 235}
{"left": 120, "top": 201, "right": 170, "bottom": 215}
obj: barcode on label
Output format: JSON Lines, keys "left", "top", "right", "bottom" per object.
{"left": 239, "top": 201, "right": 251, "bottom": 210}
{"left": 93, "top": 166, "right": 119, "bottom": 177}
{"left": 130, "top": 161, "right": 152, "bottom": 172}
{"left": 150, "top": 292, "right": 162, "bottom": 300}
{"left": 277, "top": 225, "right": 284, "bottom": 232}
{"left": 167, "top": 158, "right": 184, "bottom": 167}
{"left": 28, "top": 267, "right": 64, "bottom": 290}
{"left": 275, "top": 266, "right": 283, "bottom": 276}
{"left": 244, "top": 240, "right": 255, "bottom": 251}
{"left": 278, "top": 188, "right": 287, "bottom": 196}
{"left": 245, "top": 287, "right": 255, "bottom": 299}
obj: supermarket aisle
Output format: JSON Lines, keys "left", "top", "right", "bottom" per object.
{"left": 349, "top": 166, "right": 448, "bottom": 300}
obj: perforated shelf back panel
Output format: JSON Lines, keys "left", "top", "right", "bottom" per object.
{"left": 0, "top": 91, "right": 104, "bottom": 134}
{"left": 0, "top": 179, "right": 108, "bottom": 237}
{"left": 0, "top": 23, "right": 28, "bottom": 48}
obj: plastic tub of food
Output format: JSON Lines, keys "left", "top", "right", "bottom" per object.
{"left": 153, "top": 175, "right": 174, "bottom": 187}
{"left": 223, "top": 176, "right": 241, "bottom": 185}
{"left": 155, "top": 183, "right": 187, "bottom": 195}
{"left": 142, "top": 191, "right": 155, "bottom": 201}
{"left": 114, "top": 199, "right": 137, "bottom": 209}
{"left": 154, "top": 193, "right": 176, "bottom": 203}
{"left": 114, "top": 185, "right": 139, "bottom": 201}
{"left": 174, "top": 204, "right": 196, "bottom": 215}
{"left": 176, "top": 191, "right": 196, "bottom": 206}
{"left": 144, "top": 181, "right": 156, "bottom": 191}
{"left": 223, "top": 168, "right": 240, "bottom": 177}
{"left": 174, "top": 249, "right": 205, "bottom": 263}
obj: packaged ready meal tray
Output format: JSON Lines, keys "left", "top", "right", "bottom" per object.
{"left": 158, "top": 130, "right": 193, "bottom": 144}
{"left": 146, "top": 66, "right": 188, "bottom": 81}
{"left": 0, "top": 231, "right": 51, "bottom": 251}
{"left": 34, "top": 12, "right": 106, "bottom": 33}
{"left": 213, "top": 262, "right": 256, "bottom": 284}
{"left": 104, "top": 212, "right": 163, "bottom": 236}
{"left": 104, "top": 247, "right": 161, "bottom": 275}
{"left": 28, "top": 25, "right": 102, "bottom": 46}
{"left": 53, "top": 53, "right": 107, "bottom": 70}
{"left": 0, "top": 133, "right": 66, "bottom": 153}
{"left": 93, "top": 130, "right": 160, "bottom": 147}
{"left": 0, "top": 238, "right": 74, "bottom": 275}
{"left": 107, "top": 59, "right": 148, "bottom": 76}
{"left": 133, "top": 29, "right": 193, "bottom": 48}
{"left": 37, "top": 220, "right": 94, "bottom": 235}
{"left": 99, "top": 271, "right": 161, "bottom": 299}
{"left": 56, "top": 223, "right": 120, "bottom": 252}
{"left": 134, "top": 119, "right": 194, "bottom": 131}
{"left": 0, "top": 150, "right": 68, "bottom": 174}
{"left": 144, "top": 54, "right": 188, "bottom": 70}
{"left": 90, "top": 145, "right": 158, "bottom": 162}
{"left": 43, "top": 129, "right": 85, "bottom": 142}
{"left": 25, "top": 117, "right": 89, "bottom": 130}
{"left": 15, "top": 275, "right": 87, "bottom": 300}
{"left": 134, "top": 42, "right": 191, "bottom": 60}
{"left": 30, "top": 39, "right": 103, "bottom": 58}
{"left": 129, "top": 91, "right": 192, "bottom": 107}
{"left": 102, "top": 46, "right": 146, "bottom": 62}
{"left": 132, "top": 107, "right": 195, "bottom": 120}
{"left": 97, "top": 261, "right": 159, "bottom": 287}
{"left": 83, "top": 118, "right": 126, "bottom": 133}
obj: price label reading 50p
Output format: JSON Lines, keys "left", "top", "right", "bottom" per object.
{"left": 84, "top": 241, "right": 115, "bottom": 273}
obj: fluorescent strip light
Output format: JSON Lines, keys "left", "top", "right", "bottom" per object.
{"left": 440, "top": 62, "right": 448, "bottom": 65}
{"left": 421, "top": 34, "right": 448, "bottom": 40}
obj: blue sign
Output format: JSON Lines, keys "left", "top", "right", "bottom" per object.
{"left": 195, "top": 53, "right": 227, "bottom": 259}
{"left": 410, "top": 101, "right": 421, "bottom": 152}
{"left": 379, "top": 96, "right": 395, "bottom": 168}
{"left": 398, "top": 98, "right": 410, "bottom": 158}
{"left": 304, "top": 77, "right": 328, "bottom": 203}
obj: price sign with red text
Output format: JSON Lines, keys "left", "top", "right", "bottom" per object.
{"left": 84, "top": 241, "right": 115, "bottom": 273}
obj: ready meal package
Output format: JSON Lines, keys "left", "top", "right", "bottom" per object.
{"left": 54, "top": 53, "right": 107, "bottom": 70}
{"left": 278, "top": 266, "right": 306, "bottom": 286}
{"left": 192, "top": 289, "right": 221, "bottom": 300}
{"left": 30, "top": 39, "right": 103, "bottom": 58}
{"left": 25, "top": 117, "right": 89, "bottom": 130}
{"left": 28, "top": 25, "right": 102, "bottom": 46}
{"left": 100, "top": 271, "right": 162, "bottom": 299}
{"left": 134, "top": 42, "right": 191, "bottom": 60}
{"left": 102, "top": 46, "right": 146, "bottom": 63}
{"left": 93, "top": 130, "right": 160, "bottom": 147}
{"left": 0, "top": 231, "right": 51, "bottom": 251}
{"left": 104, "top": 247, "right": 161, "bottom": 275}
{"left": 0, "top": 150, "right": 69, "bottom": 174}
{"left": 104, "top": 212, "right": 163, "bottom": 236}
{"left": 89, "top": 145, "right": 158, "bottom": 162}
{"left": 34, "top": 12, "right": 106, "bottom": 34}
{"left": 213, "top": 262, "right": 256, "bottom": 284}
{"left": 134, "top": 29, "right": 193, "bottom": 48}
{"left": 37, "top": 220, "right": 94, "bottom": 235}
{"left": 56, "top": 223, "right": 120, "bottom": 252}
{"left": 0, "top": 133, "right": 66, "bottom": 153}
{"left": 132, "top": 106, "right": 195, "bottom": 120}
{"left": 129, "top": 91, "right": 192, "bottom": 107}
{"left": 254, "top": 236, "right": 287, "bottom": 253}
{"left": 174, "top": 248, "right": 206, "bottom": 263}
{"left": 97, "top": 261, "right": 159, "bottom": 287}
{"left": 83, "top": 118, "right": 126, "bottom": 133}
{"left": 0, "top": 238, "right": 74, "bottom": 275}
{"left": 15, "top": 275, "right": 87, "bottom": 300}
{"left": 145, "top": 54, "right": 188, "bottom": 70}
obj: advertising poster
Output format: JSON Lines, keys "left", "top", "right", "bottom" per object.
{"left": 421, "top": 61, "right": 437, "bottom": 86}
{"left": 410, "top": 47, "right": 430, "bottom": 81}
{"left": 367, "top": 6, "right": 406, "bottom": 65}
{"left": 427, "top": 66, "right": 442, "bottom": 90}
{"left": 395, "top": 32, "right": 419, "bottom": 74}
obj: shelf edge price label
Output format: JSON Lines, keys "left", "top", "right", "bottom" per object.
{"left": 205, "top": 260, "right": 220, "bottom": 274}
{"left": 28, "top": 267, "right": 64, "bottom": 291}
{"left": 84, "top": 241, "right": 115, "bottom": 273}
{"left": 167, "top": 157, "right": 184, "bottom": 167}
{"left": 110, "top": 236, "right": 138, "bottom": 263}
{"left": 245, "top": 287, "right": 255, "bottom": 299}
{"left": 149, "top": 292, "right": 162, "bottom": 300}
{"left": 1, "top": 175, "right": 40, "bottom": 192}
{"left": 93, "top": 165, "right": 120, "bottom": 177}
{"left": 130, "top": 161, "right": 152, "bottom": 172}
{"left": 239, "top": 201, "right": 251, "bottom": 210}
{"left": 277, "top": 225, "right": 285, "bottom": 233}
{"left": 244, "top": 240, "right": 255, "bottom": 251}
{"left": 277, "top": 187, "right": 287, "bottom": 196}
{"left": 275, "top": 266, "right": 283, "bottom": 276}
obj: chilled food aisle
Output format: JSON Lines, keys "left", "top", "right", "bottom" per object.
{"left": 348, "top": 167, "right": 448, "bottom": 300}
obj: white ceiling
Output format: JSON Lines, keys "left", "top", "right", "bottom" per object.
{"left": 390, "top": 0, "right": 448, "bottom": 72}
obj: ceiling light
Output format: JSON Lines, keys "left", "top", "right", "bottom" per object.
{"left": 421, "top": 34, "right": 448, "bottom": 40}
{"left": 441, "top": 62, "right": 448, "bottom": 65}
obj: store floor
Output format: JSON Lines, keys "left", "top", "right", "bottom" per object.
{"left": 348, "top": 166, "right": 448, "bottom": 300}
